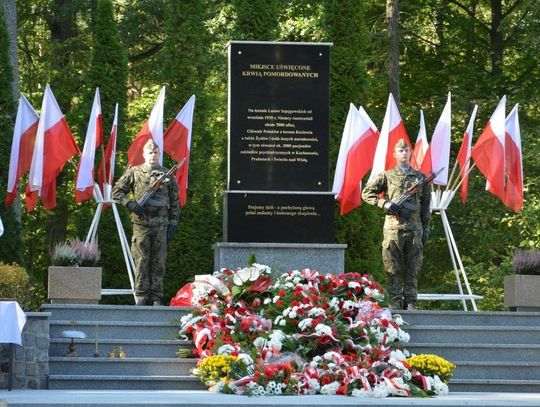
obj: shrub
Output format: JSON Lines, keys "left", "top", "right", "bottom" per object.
{"left": 51, "top": 237, "right": 101, "bottom": 267}
{"left": 512, "top": 249, "right": 540, "bottom": 276}
{"left": 0, "top": 262, "right": 46, "bottom": 311}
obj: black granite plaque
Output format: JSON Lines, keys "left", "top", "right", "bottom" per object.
{"left": 224, "top": 191, "right": 335, "bottom": 243}
{"left": 228, "top": 41, "right": 330, "bottom": 191}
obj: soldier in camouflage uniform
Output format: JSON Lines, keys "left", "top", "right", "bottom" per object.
{"left": 362, "top": 139, "right": 431, "bottom": 310}
{"left": 112, "top": 139, "right": 180, "bottom": 306}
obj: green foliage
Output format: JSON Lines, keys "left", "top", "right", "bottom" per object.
{"left": 0, "top": 6, "right": 23, "bottom": 266}
{"left": 0, "top": 262, "right": 46, "bottom": 311}
{"left": 9, "top": 0, "right": 540, "bottom": 311}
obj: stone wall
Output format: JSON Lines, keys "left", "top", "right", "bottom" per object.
{"left": 0, "top": 312, "right": 50, "bottom": 389}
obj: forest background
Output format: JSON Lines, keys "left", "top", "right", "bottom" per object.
{"left": 1, "top": 0, "right": 539, "bottom": 310}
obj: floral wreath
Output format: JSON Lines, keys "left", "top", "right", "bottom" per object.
{"left": 177, "top": 264, "right": 452, "bottom": 397}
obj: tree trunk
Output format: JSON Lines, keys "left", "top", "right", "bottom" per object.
{"left": 2, "top": 0, "right": 22, "bottom": 223}
{"left": 386, "top": 0, "right": 400, "bottom": 106}
{"left": 490, "top": 0, "right": 504, "bottom": 90}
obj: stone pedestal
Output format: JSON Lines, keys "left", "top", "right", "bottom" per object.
{"left": 213, "top": 242, "right": 346, "bottom": 275}
{"left": 504, "top": 274, "right": 540, "bottom": 311}
{"left": 48, "top": 266, "right": 102, "bottom": 304}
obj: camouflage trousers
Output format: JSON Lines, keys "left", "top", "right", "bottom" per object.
{"left": 381, "top": 228, "right": 423, "bottom": 306}
{"left": 131, "top": 224, "right": 168, "bottom": 302}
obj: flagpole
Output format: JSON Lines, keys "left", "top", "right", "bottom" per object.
{"left": 445, "top": 158, "right": 460, "bottom": 192}
{"left": 449, "top": 157, "right": 472, "bottom": 192}
{"left": 451, "top": 162, "right": 477, "bottom": 192}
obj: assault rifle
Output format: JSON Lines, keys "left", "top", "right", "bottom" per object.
{"left": 137, "top": 157, "right": 186, "bottom": 207}
{"left": 390, "top": 167, "right": 444, "bottom": 219}
{"left": 394, "top": 167, "right": 444, "bottom": 208}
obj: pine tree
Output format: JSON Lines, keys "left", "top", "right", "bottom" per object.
{"left": 324, "top": 0, "right": 384, "bottom": 277}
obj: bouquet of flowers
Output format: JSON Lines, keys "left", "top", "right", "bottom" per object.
{"left": 178, "top": 264, "right": 450, "bottom": 397}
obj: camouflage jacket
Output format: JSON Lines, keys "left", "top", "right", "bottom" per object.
{"left": 362, "top": 166, "right": 431, "bottom": 232}
{"left": 112, "top": 164, "right": 180, "bottom": 227}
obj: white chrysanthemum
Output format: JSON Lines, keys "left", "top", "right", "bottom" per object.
{"left": 351, "top": 388, "right": 371, "bottom": 397}
{"left": 298, "top": 318, "right": 313, "bottom": 331}
{"left": 429, "top": 375, "right": 449, "bottom": 396}
{"left": 372, "top": 382, "right": 389, "bottom": 398}
{"left": 329, "top": 297, "right": 339, "bottom": 308}
{"left": 279, "top": 319, "right": 286, "bottom": 326}
{"left": 390, "top": 349, "right": 407, "bottom": 361}
{"left": 393, "top": 315, "right": 404, "bottom": 326}
{"left": 398, "top": 328, "right": 410, "bottom": 342}
{"left": 237, "top": 353, "right": 253, "bottom": 366}
{"left": 342, "top": 300, "right": 359, "bottom": 311}
{"left": 263, "top": 298, "right": 272, "bottom": 305}
{"left": 308, "top": 307, "right": 326, "bottom": 317}
{"left": 385, "top": 325, "right": 398, "bottom": 342}
{"left": 320, "top": 381, "right": 340, "bottom": 395}
{"left": 348, "top": 282, "right": 361, "bottom": 289}
{"left": 282, "top": 307, "right": 291, "bottom": 317}
{"left": 315, "top": 323, "right": 332, "bottom": 336}
{"left": 247, "top": 381, "right": 267, "bottom": 397}
{"left": 273, "top": 296, "right": 281, "bottom": 303}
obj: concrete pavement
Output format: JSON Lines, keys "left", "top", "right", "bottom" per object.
{"left": 1, "top": 390, "right": 540, "bottom": 407}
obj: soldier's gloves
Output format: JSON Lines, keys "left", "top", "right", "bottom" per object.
{"left": 383, "top": 201, "right": 401, "bottom": 215}
{"left": 166, "top": 224, "right": 176, "bottom": 242}
{"left": 126, "top": 201, "right": 145, "bottom": 217}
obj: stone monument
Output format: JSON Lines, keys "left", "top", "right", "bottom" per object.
{"left": 213, "top": 41, "right": 346, "bottom": 274}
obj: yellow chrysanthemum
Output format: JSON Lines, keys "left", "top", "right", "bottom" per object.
{"left": 406, "top": 354, "right": 455, "bottom": 383}
{"left": 196, "top": 355, "right": 238, "bottom": 387}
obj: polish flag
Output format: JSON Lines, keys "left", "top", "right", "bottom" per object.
{"left": 98, "top": 103, "right": 119, "bottom": 188}
{"left": 369, "top": 93, "right": 411, "bottom": 181}
{"left": 75, "top": 88, "right": 103, "bottom": 203}
{"left": 127, "top": 86, "right": 165, "bottom": 166}
{"left": 164, "top": 94, "right": 196, "bottom": 206}
{"left": 6, "top": 94, "right": 39, "bottom": 207}
{"left": 422, "top": 92, "right": 451, "bottom": 184}
{"left": 456, "top": 105, "right": 478, "bottom": 204}
{"left": 27, "top": 85, "right": 80, "bottom": 211}
{"left": 332, "top": 104, "right": 379, "bottom": 215}
{"left": 503, "top": 104, "right": 523, "bottom": 212}
{"left": 471, "top": 96, "right": 506, "bottom": 202}
{"left": 412, "top": 109, "right": 430, "bottom": 172}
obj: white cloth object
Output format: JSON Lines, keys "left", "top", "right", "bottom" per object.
{"left": 0, "top": 215, "right": 3, "bottom": 236}
{"left": 0, "top": 301, "right": 27, "bottom": 345}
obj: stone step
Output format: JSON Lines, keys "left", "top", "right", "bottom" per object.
{"left": 42, "top": 304, "right": 193, "bottom": 323}
{"left": 49, "top": 357, "right": 196, "bottom": 376}
{"left": 49, "top": 338, "right": 192, "bottom": 358}
{"left": 406, "top": 325, "right": 540, "bottom": 344}
{"left": 400, "top": 310, "right": 540, "bottom": 326}
{"left": 49, "top": 320, "right": 179, "bottom": 341}
{"left": 449, "top": 379, "right": 540, "bottom": 393}
{"left": 406, "top": 343, "right": 540, "bottom": 362}
{"left": 453, "top": 361, "right": 540, "bottom": 380}
{"left": 47, "top": 374, "right": 205, "bottom": 390}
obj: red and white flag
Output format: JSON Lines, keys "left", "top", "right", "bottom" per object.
{"left": 503, "top": 104, "right": 523, "bottom": 212}
{"left": 332, "top": 104, "right": 379, "bottom": 215}
{"left": 127, "top": 86, "right": 165, "bottom": 166}
{"left": 26, "top": 85, "right": 80, "bottom": 211}
{"left": 164, "top": 94, "right": 196, "bottom": 206}
{"left": 6, "top": 94, "right": 39, "bottom": 207}
{"left": 98, "top": 103, "right": 119, "bottom": 188}
{"left": 412, "top": 109, "right": 429, "bottom": 172}
{"left": 456, "top": 105, "right": 478, "bottom": 204}
{"left": 369, "top": 93, "right": 411, "bottom": 181}
{"left": 75, "top": 88, "right": 103, "bottom": 203}
{"left": 422, "top": 92, "right": 451, "bottom": 184}
{"left": 471, "top": 96, "right": 506, "bottom": 202}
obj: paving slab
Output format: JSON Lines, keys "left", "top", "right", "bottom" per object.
{"left": 1, "top": 390, "right": 540, "bottom": 407}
